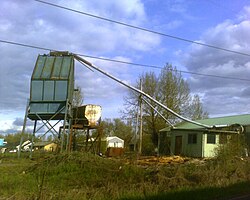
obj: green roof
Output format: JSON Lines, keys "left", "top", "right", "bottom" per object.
{"left": 160, "top": 114, "right": 250, "bottom": 131}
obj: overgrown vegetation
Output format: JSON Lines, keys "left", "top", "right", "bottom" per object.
{"left": 1, "top": 142, "right": 250, "bottom": 200}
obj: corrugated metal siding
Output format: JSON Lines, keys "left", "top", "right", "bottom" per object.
{"left": 32, "top": 55, "right": 74, "bottom": 80}
{"left": 28, "top": 54, "right": 74, "bottom": 120}
{"left": 51, "top": 57, "right": 63, "bottom": 78}
{"left": 32, "top": 56, "right": 46, "bottom": 78}
{"left": 42, "top": 57, "right": 54, "bottom": 78}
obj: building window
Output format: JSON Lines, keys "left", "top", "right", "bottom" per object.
{"left": 188, "top": 134, "right": 197, "bottom": 144}
{"left": 207, "top": 134, "right": 216, "bottom": 144}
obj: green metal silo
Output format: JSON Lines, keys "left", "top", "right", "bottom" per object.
{"left": 28, "top": 52, "right": 74, "bottom": 120}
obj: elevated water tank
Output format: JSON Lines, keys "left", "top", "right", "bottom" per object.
{"left": 28, "top": 52, "right": 74, "bottom": 120}
{"left": 72, "top": 105, "right": 102, "bottom": 128}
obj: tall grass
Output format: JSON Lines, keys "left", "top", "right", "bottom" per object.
{"left": 0, "top": 146, "right": 250, "bottom": 200}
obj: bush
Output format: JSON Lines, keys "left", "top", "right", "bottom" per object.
{"left": 215, "top": 134, "right": 248, "bottom": 162}
{"left": 142, "top": 134, "right": 155, "bottom": 156}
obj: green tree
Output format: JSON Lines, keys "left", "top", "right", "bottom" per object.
{"left": 123, "top": 72, "right": 165, "bottom": 147}
{"left": 141, "top": 134, "right": 155, "bottom": 155}
{"left": 112, "top": 118, "right": 133, "bottom": 146}
{"left": 4, "top": 132, "right": 35, "bottom": 148}
{"left": 189, "top": 94, "right": 209, "bottom": 120}
{"left": 95, "top": 118, "right": 133, "bottom": 148}
{"left": 123, "top": 63, "right": 208, "bottom": 148}
{"left": 140, "top": 72, "right": 165, "bottom": 146}
{"left": 158, "top": 65, "right": 191, "bottom": 123}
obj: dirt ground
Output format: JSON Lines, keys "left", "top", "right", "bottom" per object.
{"left": 120, "top": 155, "right": 209, "bottom": 166}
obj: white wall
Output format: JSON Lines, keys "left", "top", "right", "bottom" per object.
{"left": 107, "top": 137, "right": 124, "bottom": 148}
{"left": 203, "top": 134, "right": 219, "bottom": 157}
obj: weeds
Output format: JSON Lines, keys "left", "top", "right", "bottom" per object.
{"left": 0, "top": 149, "right": 250, "bottom": 200}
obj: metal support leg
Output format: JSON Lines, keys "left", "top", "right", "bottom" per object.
{"left": 45, "top": 120, "right": 61, "bottom": 140}
{"left": 85, "top": 129, "right": 90, "bottom": 152}
{"left": 66, "top": 113, "right": 72, "bottom": 152}
{"left": 18, "top": 99, "right": 29, "bottom": 159}
{"left": 68, "top": 121, "right": 74, "bottom": 152}
{"left": 61, "top": 99, "right": 69, "bottom": 153}
{"left": 30, "top": 120, "right": 37, "bottom": 159}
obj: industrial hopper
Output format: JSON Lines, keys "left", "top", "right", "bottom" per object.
{"left": 28, "top": 51, "right": 74, "bottom": 120}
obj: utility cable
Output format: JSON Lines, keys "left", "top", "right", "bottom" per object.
{"left": 34, "top": 0, "right": 250, "bottom": 57}
{"left": 1, "top": 39, "right": 250, "bottom": 82}
{"left": 0, "top": 39, "right": 54, "bottom": 52}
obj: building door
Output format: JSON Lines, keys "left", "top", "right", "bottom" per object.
{"left": 175, "top": 136, "right": 182, "bottom": 155}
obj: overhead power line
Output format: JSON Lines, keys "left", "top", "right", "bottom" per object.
{"left": 34, "top": 0, "right": 250, "bottom": 57}
{"left": 1, "top": 39, "right": 250, "bottom": 82}
{"left": 0, "top": 39, "right": 53, "bottom": 52}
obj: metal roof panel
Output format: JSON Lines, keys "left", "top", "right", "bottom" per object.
{"left": 32, "top": 55, "right": 74, "bottom": 80}
{"left": 175, "top": 114, "right": 250, "bottom": 130}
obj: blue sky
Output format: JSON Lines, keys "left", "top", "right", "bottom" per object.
{"left": 0, "top": 0, "right": 250, "bottom": 134}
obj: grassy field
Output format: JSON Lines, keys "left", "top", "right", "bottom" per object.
{"left": 0, "top": 152, "right": 250, "bottom": 200}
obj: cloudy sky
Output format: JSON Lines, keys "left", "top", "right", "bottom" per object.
{"left": 0, "top": 0, "right": 250, "bottom": 134}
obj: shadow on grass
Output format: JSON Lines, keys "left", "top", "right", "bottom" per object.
{"left": 121, "top": 181, "right": 250, "bottom": 200}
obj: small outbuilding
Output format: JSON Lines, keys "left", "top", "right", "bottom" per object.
{"left": 160, "top": 114, "right": 250, "bottom": 158}
{"left": 97, "top": 136, "right": 124, "bottom": 157}
{"left": 105, "top": 136, "right": 124, "bottom": 157}
{"left": 106, "top": 136, "right": 124, "bottom": 148}
{"left": 33, "top": 141, "right": 58, "bottom": 152}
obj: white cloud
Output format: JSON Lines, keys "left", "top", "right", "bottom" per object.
{"left": 238, "top": 6, "right": 250, "bottom": 20}
{"left": 182, "top": 7, "right": 250, "bottom": 116}
{"left": 0, "top": 0, "right": 160, "bottom": 118}
{"left": 0, "top": 0, "right": 160, "bottom": 134}
{"left": 0, "top": 120, "right": 14, "bottom": 132}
